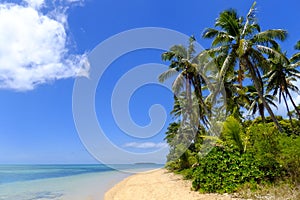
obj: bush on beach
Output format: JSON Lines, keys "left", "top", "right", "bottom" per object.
{"left": 165, "top": 117, "right": 300, "bottom": 194}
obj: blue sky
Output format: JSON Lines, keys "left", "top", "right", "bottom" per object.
{"left": 0, "top": 0, "right": 299, "bottom": 164}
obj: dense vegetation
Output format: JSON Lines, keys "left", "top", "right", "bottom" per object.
{"left": 160, "top": 2, "right": 300, "bottom": 197}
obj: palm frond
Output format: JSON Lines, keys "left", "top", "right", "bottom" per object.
{"left": 267, "top": 39, "right": 280, "bottom": 49}
{"left": 188, "top": 36, "right": 196, "bottom": 59}
{"left": 294, "top": 40, "right": 300, "bottom": 50}
{"left": 202, "top": 28, "right": 219, "bottom": 39}
{"left": 241, "top": 1, "right": 257, "bottom": 37}
{"left": 199, "top": 135, "right": 223, "bottom": 143}
{"left": 290, "top": 52, "right": 300, "bottom": 63}
{"left": 256, "top": 45, "right": 289, "bottom": 63}
{"left": 265, "top": 95, "right": 278, "bottom": 109}
{"left": 248, "top": 49, "right": 272, "bottom": 74}
{"left": 212, "top": 32, "right": 233, "bottom": 47}
{"left": 248, "top": 100, "right": 258, "bottom": 115}
{"left": 218, "top": 52, "right": 236, "bottom": 82}
{"left": 253, "top": 29, "right": 287, "bottom": 43}
{"left": 215, "top": 9, "right": 240, "bottom": 37}
{"left": 161, "top": 51, "right": 175, "bottom": 61}
{"left": 170, "top": 45, "right": 187, "bottom": 58}
{"left": 244, "top": 23, "right": 260, "bottom": 36}
{"left": 207, "top": 45, "right": 230, "bottom": 56}
{"left": 289, "top": 62, "right": 300, "bottom": 71}
{"left": 158, "top": 68, "right": 179, "bottom": 83}
{"left": 172, "top": 73, "right": 185, "bottom": 94}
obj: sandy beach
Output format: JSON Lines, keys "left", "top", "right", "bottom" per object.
{"left": 105, "top": 169, "right": 241, "bottom": 200}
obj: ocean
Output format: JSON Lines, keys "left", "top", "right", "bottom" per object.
{"left": 0, "top": 164, "right": 163, "bottom": 200}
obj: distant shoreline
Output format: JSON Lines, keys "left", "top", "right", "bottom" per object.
{"left": 133, "top": 162, "right": 159, "bottom": 165}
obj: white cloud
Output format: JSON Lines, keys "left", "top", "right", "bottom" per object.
{"left": 24, "top": 0, "right": 45, "bottom": 9}
{"left": 0, "top": 1, "right": 89, "bottom": 91}
{"left": 65, "top": 0, "right": 84, "bottom": 3}
{"left": 123, "top": 142, "right": 168, "bottom": 149}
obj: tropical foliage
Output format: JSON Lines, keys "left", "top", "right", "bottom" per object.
{"left": 161, "top": 1, "right": 300, "bottom": 196}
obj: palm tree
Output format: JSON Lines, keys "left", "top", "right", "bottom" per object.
{"left": 289, "top": 41, "right": 300, "bottom": 117}
{"left": 220, "top": 71, "right": 253, "bottom": 119}
{"left": 164, "top": 122, "right": 180, "bottom": 146}
{"left": 265, "top": 47, "right": 300, "bottom": 120}
{"left": 202, "top": 1, "right": 287, "bottom": 131}
{"left": 159, "top": 36, "right": 209, "bottom": 126}
{"left": 246, "top": 86, "right": 278, "bottom": 121}
{"left": 159, "top": 37, "right": 196, "bottom": 92}
{"left": 159, "top": 37, "right": 195, "bottom": 115}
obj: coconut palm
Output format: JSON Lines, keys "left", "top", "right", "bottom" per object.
{"left": 265, "top": 47, "right": 300, "bottom": 120}
{"left": 159, "top": 36, "right": 209, "bottom": 126}
{"left": 246, "top": 85, "right": 278, "bottom": 121}
{"left": 202, "top": 1, "right": 287, "bottom": 131}
{"left": 159, "top": 36, "right": 196, "bottom": 95}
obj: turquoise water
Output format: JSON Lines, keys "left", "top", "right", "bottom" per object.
{"left": 0, "top": 165, "right": 114, "bottom": 185}
{"left": 0, "top": 164, "right": 162, "bottom": 200}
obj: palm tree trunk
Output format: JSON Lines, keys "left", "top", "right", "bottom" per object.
{"left": 286, "top": 89, "right": 300, "bottom": 118}
{"left": 186, "top": 72, "right": 192, "bottom": 118}
{"left": 258, "top": 103, "right": 265, "bottom": 122}
{"left": 254, "top": 66, "right": 266, "bottom": 122}
{"left": 192, "top": 75, "right": 210, "bottom": 126}
{"left": 243, "top": 56, "right": 283, "bottom": 132}
{"left": 282, "top": 92, "right": 293, "bottom": 125}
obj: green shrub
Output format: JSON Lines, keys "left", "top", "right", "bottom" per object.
{"left": 166, "top": 117, "right": 300, "bottom": 194}
{"left": 165, "top": 148, "right": 197, "bottom": 171}
{"left": 192, "top": 146, "right": 263, "bottom": 193}
{"left": 278, "top": 135, "right": 300, "bottom": 183}
{"left": 222, "top": 116, "right": 245, "bottom": 152}
{"left": 178, "top": 168, "right": 194, "bottom": 180}
{"left": 246, "top": 123, "right": 283, "bottom": 181}
{"left": 165, "top": 160, "right": 181, "bottom": 170}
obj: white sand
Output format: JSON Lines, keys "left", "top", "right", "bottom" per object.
{"left": 105, "top": 169, "right": 241, "bottom": 200}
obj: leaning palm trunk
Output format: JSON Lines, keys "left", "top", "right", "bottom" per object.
{"left": 243, "top": 56, "right": 283, "bottom": 131}
{"left": 192, "top": 75, "right": 210, "bottom": 126}
{"left": 286, "top": 90, "right": 300, "bottom": 119}
{"left": 282, "top": 92, "right": 293, "bottom": 125}
{"left": 186, "top": 73, "right": 192, "bottom": 117}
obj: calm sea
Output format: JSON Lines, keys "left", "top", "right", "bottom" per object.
{"left": 0, "top": 164, "right": 162, "bottom": 200}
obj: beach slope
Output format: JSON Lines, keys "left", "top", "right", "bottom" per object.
{"left": 105, "top": 169, "right": 239, "bottom": 200}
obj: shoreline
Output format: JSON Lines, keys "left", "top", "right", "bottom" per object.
{"left": 104, "top": 169, "right": 241, "bottom": 200}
